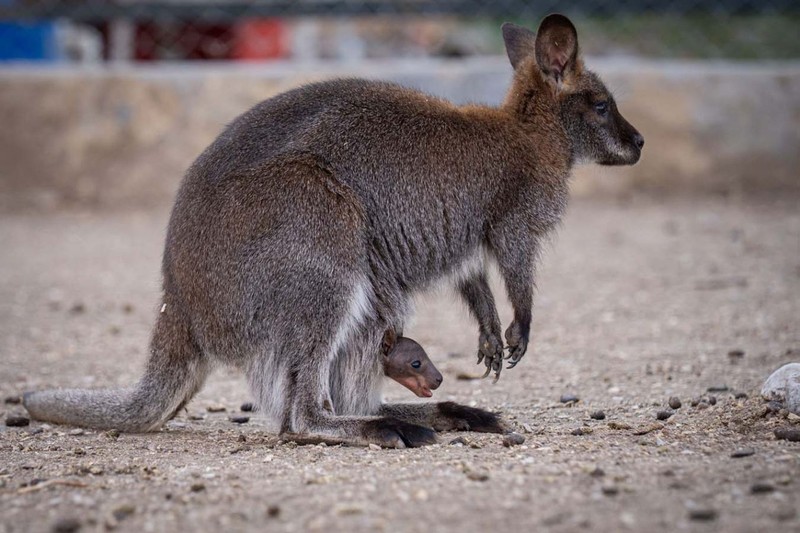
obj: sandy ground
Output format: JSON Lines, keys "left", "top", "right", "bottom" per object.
{"left": 0, "top": 196, "right": 798, "bottom": 533}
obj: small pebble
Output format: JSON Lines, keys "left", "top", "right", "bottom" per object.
{"left": 68, "top": 429, "right": 84, "bottom": 436}
{"left": 656, "top": 410, "right": 673, "bottom": 421}
{"left": 727, "top": 349, "right": 745, "bottom": 359}
{"left": 750, "top": 482, "right": 775, "bottom": 494}
{"left": 560, "top": 393, "right": 579, "bottom": 404}
{"left": 190, "top": 483, "right": 206, "bottom": 492}
{"left": 502, "top": 432, "right": 525, "bottom": 447}
{"left": 105, "top": 429, "right": 120, "bottom": 439}
{"left": 5, "top": 415, "right": 30, "bottom": 427}
{"left": 52, "top": 517, "right": 82, "bottom": 533}
{"left": 368, "top": 443, "right": 381, "bottom": 451}
{"left": 696, "top": 401, "right": 710, "bottom": 410}
{"left": 267, "top": 505, "right": 281, "bottom": 518}
{"left": 228, "top": 416, "right": 250, "bottom": 424}
{"left": 601, "top": 484, "right": 619, "bottom": 496}
{"left": 734, "top": 392, "right": 748, "bottom": 399}
{"left": 707, "top": 385, "right": 729, "bottom": 392}
{"left": 668, "top": 397, "right": 682, "bottom": 409}
{"left": 688, "top": 508, "right": 718, "bottom": 521}
{"left": 465, "top": 470, "right": 489, "bottom": 482}
{"left": 730, "top": 448, "right": 755, "bottom": 458}
{"left": 112, "top": 504, "right": 135, "bottom": 521}
{"left": 590, "top": 410, "right": 606, "bottom": 420}
{"left": 708, "top": 395, "right": 717, "bottom": 405}
{"left": 608, "top": 421, "right": 631, "bottom": 430}
{"left": 590, "top": 466, "right": 605, "bottom": 477}
{"left": 571, "top": 427, "right": 591, "bottom": 436}
{"left": 690, "top": 397, "right": 700, "bottom": 407}
{"left": 68, "top": 303, "right": 86, "bottom": 315}
{"left": 4, "top": 395, "right": 21, "bottom": 405}
{"left": 206, "top": 405, "right": 226, "bottom": 413}
{"left": 240, "top": 402, "right": 254, "bottom": 412}
{"left": 449, "top": 436, "right": 468, "bottom": 446}
{"left": 774, "top": 428, "right": 800, "bottom": 442}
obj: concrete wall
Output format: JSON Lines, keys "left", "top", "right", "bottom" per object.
{"left": 1, "top": 58, "right": 798, "bottom": 210}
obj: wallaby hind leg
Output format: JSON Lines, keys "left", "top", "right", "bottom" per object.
{"left": 24, "top": 305, "right": 209, "bottom": 432}
{"left": 254, "top": 279, "right": 434, "bottom": 448}
{"left": 379, "top": 402, "right": 507, "bottom": 433}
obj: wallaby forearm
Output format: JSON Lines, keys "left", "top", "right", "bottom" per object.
{"left": 458, "top": 274, "right": 505, "bottom": 376}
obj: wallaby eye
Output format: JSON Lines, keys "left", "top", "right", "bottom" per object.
{"left": 411, "top": 360, "right": 422, "bottom": 369}
{"left": 594, "top": 101, "right": 609, "bottom": 116}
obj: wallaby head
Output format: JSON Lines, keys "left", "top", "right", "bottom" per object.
{"left": 381, "top": 329, "right": 443, "bottom": 398}
{"left": 502, "top": 14, "right": 644, "bottom": 166}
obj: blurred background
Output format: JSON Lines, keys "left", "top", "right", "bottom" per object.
{"left": 1, "top": 1, "right": 798, "bottom": 62}
{"left": 0, "top": 1, "right": 797, "bottom": 208}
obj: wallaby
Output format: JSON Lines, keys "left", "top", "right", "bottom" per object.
{"left": 381, "top": 330, "right": 443, "bottom": 398}
{"left": 23, "top": 14, "right": 643, "bottom": 448}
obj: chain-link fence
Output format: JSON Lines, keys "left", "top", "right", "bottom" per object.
{"left": 0, "top": 1, "right": 798, "bottom": 62}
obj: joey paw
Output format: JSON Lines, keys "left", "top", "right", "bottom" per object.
{"left": 366, "top": 418, "right": 437, "bottom": 448}
{"left": 436, "top": 402, "right": 506, "bottom": 434}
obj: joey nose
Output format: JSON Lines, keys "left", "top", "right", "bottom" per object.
{"left": 633, "top": 133, "right": 645, "bottom": 150}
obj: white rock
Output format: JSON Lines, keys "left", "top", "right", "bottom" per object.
{"left": 761, "top": 363, "right": 800, "bottom": 415}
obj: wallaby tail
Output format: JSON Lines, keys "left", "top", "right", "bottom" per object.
{"left": 23, "top": 307, "right": 208, "bottom": 432}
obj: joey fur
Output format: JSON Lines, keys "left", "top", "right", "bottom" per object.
{"left": 381, "top": 330, "right": 443, "bottom": 399}
{"left": 23, "top": 14, "right": 642, "bottom": 448}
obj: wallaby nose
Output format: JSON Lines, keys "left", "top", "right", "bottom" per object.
{"left": 633, "top": 133, "right": 645, "bottom": 150}
{"left": 433, "top": 374, "right": 443, "bottom": 389}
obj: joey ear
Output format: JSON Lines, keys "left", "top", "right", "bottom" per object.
{"left": 381, "top": 329, "right": 397, "bottom": 357}
{"left": 534, "top": 14, "right": 580, "bottom": 85}
{"left": 501, "top": 22, "right": 536, "bottom": 71}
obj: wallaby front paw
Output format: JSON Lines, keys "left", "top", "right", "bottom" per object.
{"left": 504, "top": 321, "right": 529, "bottom": 369}
{"left": 476, "top": 331, "right": 504, "bottom": 380}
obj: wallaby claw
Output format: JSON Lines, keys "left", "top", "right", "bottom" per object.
{"left": 477, "top": 330, "right": 504, "bottom": 380}
{"left": 503, "top": 321, "right": 528, "bottom": 371}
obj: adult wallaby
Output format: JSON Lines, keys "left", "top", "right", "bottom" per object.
{"left": 24, "top": 14, "right": 643, "bottom": 448}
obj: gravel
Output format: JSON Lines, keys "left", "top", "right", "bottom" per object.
{"left": 2, "top": 198, "right": 798, "bottom": 533}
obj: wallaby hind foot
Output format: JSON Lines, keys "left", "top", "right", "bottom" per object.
{"left": 380, "top": 401, "right": 506, "bottom": 434}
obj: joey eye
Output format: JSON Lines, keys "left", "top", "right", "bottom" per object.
{"left": 411, "top": 361, "right": 422, "bottom": 369}
{"left": 594, "top": 101, "right": 609, "bottom": 116}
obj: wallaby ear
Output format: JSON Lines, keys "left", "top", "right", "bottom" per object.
{"left": 534, "top": 14, "right": 580, "bottom": 85}
{"left": 381, "top": 329, "right": 397, "bottom": 357}
{"left": 501, "top": 22, "right": 536, "bottom": 71}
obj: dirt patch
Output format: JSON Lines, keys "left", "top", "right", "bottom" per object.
{"left": 1, "top": 197, "right": 798, "bottom": 532}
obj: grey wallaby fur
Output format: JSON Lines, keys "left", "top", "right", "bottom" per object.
{"left": 24, "top": 14, "right": 643, "bottom": 448}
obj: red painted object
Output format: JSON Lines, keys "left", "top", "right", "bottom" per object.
{"left": 232, "top": 19, "right": 288, "bottom": 60}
